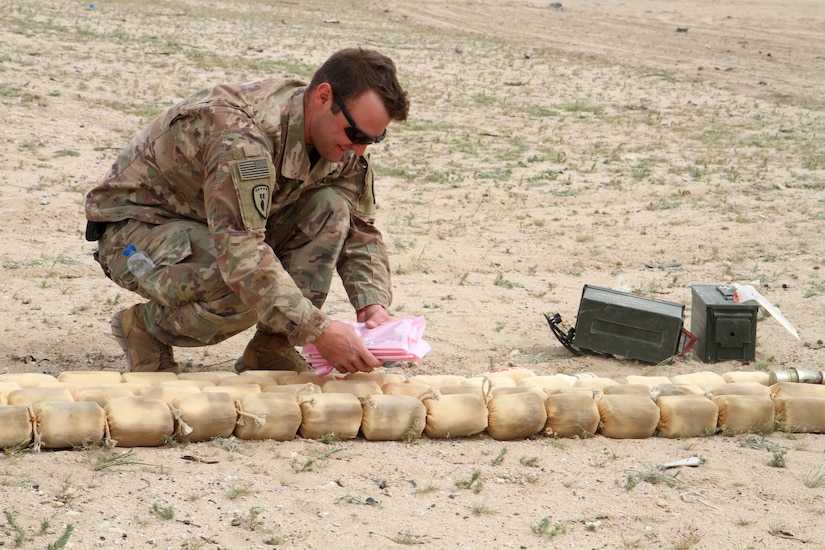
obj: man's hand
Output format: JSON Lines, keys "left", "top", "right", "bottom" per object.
{"left": 312, "top": 320, "right": 382, "bottom": 374}
{"left": 356, "top": 304, "right": 391, "bottom": 328}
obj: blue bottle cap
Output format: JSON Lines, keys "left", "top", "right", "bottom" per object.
{"left": 123, "top": 245, "right": 137, "bottom": 256}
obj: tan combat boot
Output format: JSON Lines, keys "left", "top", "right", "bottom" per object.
{"left": 111, "top": 304, "right": 179, "bottom": 373}
{"left": 234, "top": 331, "right": 309, "bottom": 373}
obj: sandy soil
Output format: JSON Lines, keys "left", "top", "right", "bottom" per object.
{"left": 1, "top": 0, "right": 824, "bottom": 548}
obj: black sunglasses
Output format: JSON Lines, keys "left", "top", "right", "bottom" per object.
{"left": 332, "top": 90, "right": 387, "bottom": 145}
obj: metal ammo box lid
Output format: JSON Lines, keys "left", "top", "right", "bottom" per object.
{"left": 574, "top": 284, "right": 685, "bottom": 364}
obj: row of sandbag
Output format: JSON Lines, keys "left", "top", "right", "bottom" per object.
{"left": 2, "top": 368, "right": 825, "bottom": 449}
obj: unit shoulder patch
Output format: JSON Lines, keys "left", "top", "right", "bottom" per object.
{"left": 231, "top": 157, "right": 275, "bottom": 230}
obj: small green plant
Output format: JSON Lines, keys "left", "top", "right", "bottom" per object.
{"left": 803, "top": 465, "right": 825, "bottom": 488}
{"left": 455, "top": 469, "right": 483, "bottom": 493}
{"left": 151, "top": 503, "right": 174, "bottom": 520}
{"left": 290, "top": 446, "right": 343, "bottom": 472}
{"left": 672, "top": 530, "right": 701, "bottom": 550}
{"left": 520, "top": 456, "right": 540, "bottom": 468}
{"left": 403, "top": 419, "right": 421, "bottom": 444}
{"left": 491, "top": 447, "right": 508, "bottom": 466}
{"left": 531, "top": 517, "right": 566, "bottom": 537}
{"left": 386, "top": 532, "right": 429, "bottom": 545}
{"left": 768, "top": 449, "right": 787, "bottom": 468}
{"left": 414, "top": 483, "right": 439, "bottom": 494}
{"left": 470, "top": 502, "right": 497, "bottom": 515}
{"left": 46, "top": 524, "right": 75, "bottom": 550}
{"left": 5, "top": 511, "right": 27, "bottom": 546}
{"left": 226, "top": 484, "right": 258, "bottom": 500}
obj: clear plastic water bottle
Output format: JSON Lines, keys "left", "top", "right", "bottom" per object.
{"left": 123, "top": 244, "right": 156, "bottom": 278}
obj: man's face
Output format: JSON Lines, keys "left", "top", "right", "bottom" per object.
{"left": 308, "top": 84, "right": 391, "bottom": 162}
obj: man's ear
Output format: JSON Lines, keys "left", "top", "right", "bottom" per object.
{"left": 314, "top": 82, "right": 333, "bottom": 106}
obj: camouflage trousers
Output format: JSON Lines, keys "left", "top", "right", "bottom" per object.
{"left": 96, "top": 187, "right": 350, "bottom": 347}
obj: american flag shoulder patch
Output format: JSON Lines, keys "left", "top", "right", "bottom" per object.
{"left": 238, "top": 158, "right": 271, "bottom": 180}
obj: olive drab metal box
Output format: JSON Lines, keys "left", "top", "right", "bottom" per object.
{"left": 573, "top": 285, "right": 687, "bottom": 364}
{"left": 690, "top": 284, "right": 758, "bottom": 363}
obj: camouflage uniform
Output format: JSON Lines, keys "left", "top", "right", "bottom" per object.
{"left": 86, "top": 79, "right": 392, "bottom": 348}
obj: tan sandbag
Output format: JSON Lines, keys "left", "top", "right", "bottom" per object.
{"left": 670, "top": 371, "right": 726, "bottom": 390}
{"left": 651, "top": 383, "right": 704, "bottom": 399}
{"left": 7, "top": 386, "right": 74, "bottom": 405}
{"left": 487, "top": 391, "right": 547, "bottom": 440}
{"left": 264, "top": 383, "right": 322, "bottom": 396}
{"left": 517, "top": 375, "right": 573, "bottom": 392}
{"left": 705, "top": 382, "right": 771, "bottom": 397}
{"left": 770, "top": 382, "right": 825, "bottom": 399}
{"left": 774, "top": 396, "right": 825, "bottom": 433}
{"left": 33, "top": 401, "right": 105, "bottom": 450}
{"left": 597, "top": 394, "right": 659, "bottom": 439}
{"left": 623, "top": 375, "right": 671, "bottom": 388}
{"left": 280, "top": 373, "right": 340, "bottom": 387}
{"left": 137, "top": 384, "right": 200, "bottom": 403}
{"left": 490, "top": 386, "right": 546, "bottom": 398}
{"left": 0, "top": 381, "right": 22, "bottom": 405}
{"left": 203, "top": 384, "right": 261, "bottom": 400}
{"left": 604, "top": 384, "right": 651, "bottom": 396}
{"left": 234, "top": 393, "right": 302, "bottom": 441}
{"left": 573, "top": 377, "right": 618, "bottom": 390}
{"left": 171, "top": 392, "right": 238, "bottom": 443}
{"left": 422, "top": 391, "right": 487, "bottom": 439}
{"left": 178, "top": 371, "right": 238, "bottom": 385}
{"left": 360, "top": 394, "right": 427, "bottom": 441}
{"left": 345, "top": 372, "right": 406, "bottom": 386}
{"left": 121, "top": 372, "right": 178, "bottom": 385}
{"left": 74, "top": 385, "right": 136, "bottom": 408}
{"left": 722, "top": 371, "right": 770, "bottom": 385}
{"left": 105, "top": 395, "right": 175, "bottom": 447}
{"left": 476, "top": 367, "right": 536, "bottom": 383}
{"left": 407, "top": 375, "right": 468, "bottom": 389}
{"left": 655, "top": 395, "right": 718, "bottom": 438}
{"left": 439, "top": 385, "right": 484, "bottom": 398}
{"left": 713, "top": 395, "right": 775, "bottom": 434}
{"left": 298, "top": 393, "right": 362, "bottom": 440}
{"left": 544, "top": 392, "right": 600, "bottom": 438}
{"left": 236, "top": 370, "right": 300, "bottom": 385}
{"left": 220, "top": 372, "right": 276, "bottom": 390}
{"left": 322, "top": 379, "right": 383, "bottom": 398}
{"left": 0, "top": 373, "right": 59, "bottom": 388}
{"left": 465, "top": 376, "right": 516, "bottom": 389}
{"left": 382, "top": 382, "right": 430, "bottom": 399}
{"left": 57, "top": 371, "right": 122, "bottom": 387}
{"left": 161, "top": 379, "right": 215, "bottom": 390}
{"left": 0, "top": 405, "right": 33, "bottom": 449}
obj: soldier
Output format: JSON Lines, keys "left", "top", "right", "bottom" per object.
{"left": 84, "top": 47, "right": 409, "bottom": 374}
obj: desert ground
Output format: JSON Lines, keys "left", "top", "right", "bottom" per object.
{"left": 1, "top": 0, "right": 824, "bottom": 548}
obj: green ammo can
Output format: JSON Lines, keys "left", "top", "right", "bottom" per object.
{"left": 689, "top": 284, "right": 758, "bottom": 363}
{"left": 573, "top": 285, "right": 688, "bottom": 364}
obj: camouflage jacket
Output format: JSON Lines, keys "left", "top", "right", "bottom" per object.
{"left": 85, "top": 79, "right": 392, "bottom": 344}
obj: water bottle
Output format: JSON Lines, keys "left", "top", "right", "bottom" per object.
{"left": 123, "top": 244, "right": 156, "bottom": 278}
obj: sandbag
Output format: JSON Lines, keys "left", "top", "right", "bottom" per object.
{"left": 439, "top": 385, "right": 484, "bottom": 398}
{"left": 517, "top": 375, "right": 573, "bottom": 392}
{"left": 239, "top": 370, "right": 301, "bottom": 385}
{"left": 33, "top": 401, "right": 106, "bottom": 450}
{"left": 105, "top": 395, "right": 175, "bottom": 447}
{"left": 477, "top": 367, "right": 537, "bottom": 384}
{"left": 656, "top": 395, "right": 719, "bottom": 438}
{"left": 137, "top": 384, "right": 200, "bottom": 403}
{"left": 178, "top": 371, "right": 239, "bottom": 385}
{"left": 486, "top": 391, "right": 547, "bottom": 441}
{"left": 121, "top": 372, "right": 178, "bottom": 385}
{"left": 322, "top": 379, "right": 384, "bottom": 398}
{"left": 573, "top": 377, "right": 618, "bottom": 390}
{"left": 0, "top": 405, "right": 33, "bottom": 449}
{"left": 722, "top": 371, "right": 770, "bottom": 385}
{"left": 203, "top": 384, "right": 261, "bottom": 401}
{"left": 406, "top": 375, "right": 468, "bottom": 389}
{"left": 623, "top": 375, "right": 671, "bottom": 388}
{"left": 670, "top": 371, "right": 726, "bottom": 389}
{"left": 490, "top": 386, "right": 546, "bottom": 398}
{"left": 234, "top": 393, "right": 302, "bottom": 441}
{"left": 57, "top": 371, "right": 122, "bottom": 387}
{"left": 422, "top": 391, "right": 487, "bottom": 439}
{"left": 360, "top": 394, "right": 427, "bottom": 441}
{"left": 171, "top": 392, "right": 237, "bottom": 443}
{"left": 770, "top": 382, "right": 825, "bottom": 399}
{"left": 0, "top": 381, "right": 22, "bottom": 405}
{"left": 774, "top": 396, "right": 825, "bottom": 433}
{"left": 597, "top": 394, "right": 659, "bottom": 439}
{"left": 651, "top": 383, "right": 704, "bottom": 399}
{"left": 544, "top": 392, "right": 600, "bottom": 438}
{"left": 704, "top": 382, "right": 771, "bottom": 397}
{"left": 264, "top": 383, "right": 322, "bottom": 396}
{"left": 382, "top": 382, "right": 430, "bottom": 399}
{"left": 0, "top": 373, "right": 59, "bottom": 388}
{"left": 161, "top": 379, "right": 215, "bottom": 390}
{"left": 280, "top": 373, "right": 340, "bottom": 387}
{"left": 713, "top": 395, "right": 775, "bottom": 434}
{"left": 220, "top": 372, "right": 276, "bottom": 391}
{"left": 465, "top": 376, "right": 516, "bottom": 389}
{"left": 7, "top": 386, "right": 74, "bottom": 405}
{"left": 604, "top": 384, "right": 651, "bottom": 396}
{"left": 345, "top": 372, "right": 406, "bottom": 386}
{"left": 298, "top": 393, "right": 362, "bottom": 440}
{"left": 74, "top": 385, "right": 136, "bottom": 408}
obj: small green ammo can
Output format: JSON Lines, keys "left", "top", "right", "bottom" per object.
{"left": 689, "top": 284, "right": 758, "bottom": 363}
{"left": 573, "top": 285, "right": 687, "bottom": 364}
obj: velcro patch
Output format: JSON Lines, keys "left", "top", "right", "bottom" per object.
{"left": 238, "top": 159, "right": 271, "bottom": 180}
{"left": 252, "top": 184, "right": 270, "bottom": 218}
